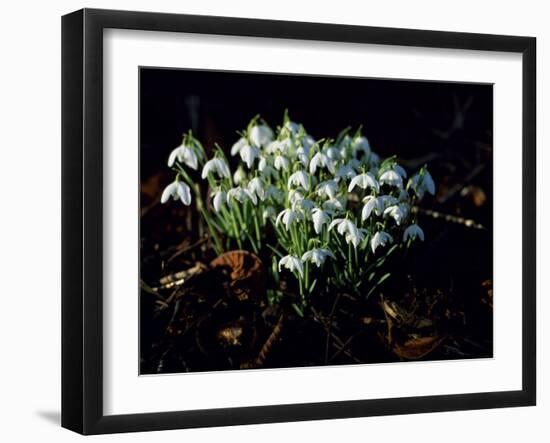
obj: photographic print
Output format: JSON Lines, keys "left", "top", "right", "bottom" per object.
{"left": 139, "top": 68, "right": 493, "bottom": 375}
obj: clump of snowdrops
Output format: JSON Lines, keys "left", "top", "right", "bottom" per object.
{"left": 162, "top": 112, "right": 435, "bottom": 311}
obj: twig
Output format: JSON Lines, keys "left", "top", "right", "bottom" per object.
{"left": 242, "top": 314, "right": 285, "bottom": 369}
{"left": 412, "top": 207, "right": 485, "bottom": 230}
{"left": 437, "top": 163, "right": 486, "bottom": 204}
{"left": 167, "top": 237, "right": 208, "bottom": 263}
{"left": 329, "top": 334, "right": 356, "bottom": 362}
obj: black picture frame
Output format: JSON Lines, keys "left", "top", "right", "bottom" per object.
{"left": 61, "top": 8, "right": 536, "bottom": 435}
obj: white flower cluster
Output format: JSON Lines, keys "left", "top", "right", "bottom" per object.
{"left": 161, "top": 114, "right": 435, "bottom": 302}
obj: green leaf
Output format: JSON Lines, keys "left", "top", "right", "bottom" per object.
{"left": 291, "top": 303, "right": 304, "bottom": 317}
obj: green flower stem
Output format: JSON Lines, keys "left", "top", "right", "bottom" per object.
{"left": 226, "top": 206, "right": 243, "bottom": 249}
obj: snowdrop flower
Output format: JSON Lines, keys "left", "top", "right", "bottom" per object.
{"left": 379, "top": 169, "right": 403, "bottom": 188}
{"left": 302, "top": 135, "right": 316, "bottom": 151}
{"left": 293, "top": 198, "right": 315, "bottom": 215}
{"left": 233, "top": 166, "right": 246, "bottom": 185}
{"left": 384, "top": 204, "right": 409, "bottom": 225}
{"left": 361, "top": 195, "right": 384, "bottom": 221}
{"left": 284, "top": 120, "right": 301, "bottom": 136}
{"left": 265, "top": 140, "right": 281, "bottom": 155}
{"left": 409, "top": 169, "right": 436, "bottom": 198}
{"left": 278, "top": 255, "right": 304, "bottom": 278}
{"left": 265, "top": 185, "right": 284, "bottom": 203}
{"left": 227, "top": 186, "right": 257, "bottom": 206}
{"left": 279, "top": 138, "right": 292, "bottom": 154}
{"left": 394, "top": 164, "right": 407, "bottom": 179}
{"left": 288, "top": 170, "right": 311, "bottom": 191}
{"left": 348, "top": 172, "right": 380, "bottom": 193}
{"left": 288, "top": 189, "right": 305, "bottom": 206}
{"left": 309, "top": 151, "right": 333, "bottom": 175}
{"left": 231, "top": 137, "right": 249, "bottom": 156}
{"left": 323, "top": 197, "right": 346, "bottom": 213}
{"left": 312, "top": 208, "right": 330, "bottom": 234}
{"left": 302, "top": 248, "right": 335, "bottom": 267}
{"left": 211, "top": 189, "right": 226, "bottom": 213}
{"left": 329, "top": 218, "right": 365, "bottom": 248}
{"left": 167, "top": 144, "right": 199, "bottom": 169}
{"left": 248, "top": 177, "right": 266, "bottom": 201}
{"left": 316, "top": 180, "right": 338, "bottom": 200}
{"left": 352, "top": 136, "right": 371, "bottom": 155}
{"left": 335, "top": 164, "right": 357, "bottom": 182}
{"left": 202, "top": 158, "right": 231, "bottom": 180}
{"left": 274, "top": 154, "right": 290, "bottom": 171}
{"left": 258, "top": 157, "right": 278, "bottom": 179}
{"left": 239, "top": 144, "right": 260, "bottom": 169}
{"left": 324, "top": 146, "right": 340, "bottom": 162}
{"left": 297, "top": 146, "right": 310, "bottom": 166}
{"left": 403, "top": 224, "right": 425, "bottom": 242}
{"left": 378, "top": 195, "right": 399, "bottom": 208}
{"left": 371, "top": 231, "right": 393, "bottom": 254}
{"left": 161, "top": 180, "right": 191, "bottom": 205}
{"left": 249, "top": 124, "right": 274, "bottom": 148}
{"left": 276, "top": 208, "right": 303, "bottom": 231}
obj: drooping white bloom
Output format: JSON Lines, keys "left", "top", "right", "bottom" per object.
{"left": 284, "top": 120, "right": 300, "bottom": 136}
{"left": 302, "top": 248, "right": 335, "bottom": 267}
{"left": 278, "top": 255, "right": 304, "bottom": 278}
{"left": 201, "top": 158, "right": 231, "bottom": 180}
{"left": 324, "top": 146, "right": 340, "bottom": 161}
{"left": 239, "top": 144, "right": 260, "bottom": 169}
{"left": 265, "top": 140, "right": 278, "bottom": 155}
{"left": 312, "top": 208, "right": 330, "bottom": 234}
{"left": 275, "top": 208, "right": 303, "bottom": 231}
{"left": 352, "top": 136, "right": 371, "bottom": 155}
{"left": 211, "top": 189, "right": 226, "bottom": 213}
{"left": 302, "top": 135, "right": 316, "bottom": 151}
{"left": 167, "top": 144, "right": 199, "bottom": 169}
{"left": 361, "top": 195, "right": 384, "bottom": 221}
{"left": 328, "top": 218, "right": 365, "bottom": 248}
{"left": 161, "top": 180, "right": 192, "bottom": 205}
{"left": 378, "top": 195, "right": 399, "bottom": 208}
{"left": 233, "top": 166, "right": 246, "bottom": 185}
{"left": 316, "top": 180, "right": 338, "bottom": 200}
{"left": 379, "top": 169, "right": 403, "bottom": 188}
{"left": 384, "top": 204, "right": 409, "bottom": 225}
{"left": 227, "top": 186, "right": 257, "bottom": 206}
{"left": 249, "top": 124, "right": 274, "bottom": 148}
{"left": 288, "top": 189, "right": 305, "bottom": 206}
{"left": 296, "top": 146, "right": 310, "bottom": 167}
{"left": 348, "top": 172, "right": 380, "bottom": 193}
{"left": 323, "top": 197, "right": 346, "bottom": 213}
{"left": 231, "top": 137, "right": 249, "bottom": 156}
{"left": 335, "top": 164, "right": 357, "bottom": 182}
{"left": 371, "top": 231, "right": 393, "bottom": 253}
{"left": 403, "top": 224, "right": 425, "bottom": 242}
{"left": 274, "top": 154, "right": 290, "bottom": 171}
{"left": 288, "top": 170, "right": 311, "bottom": 191}
{"left": 293, "top": 198, "right": 315, "bottom": 215}
{"left": 409, "top": 169, "right": 436, "bottom": 198}
{"left": 248, "top": 177, "right": 266, "bottom": 201}
{"left": 309, "top": 151, "right": 333, "bottom": 175}
{"left": 258, "top": 157, "right": 278, "bottom": 179}
{"left": 265, "top": 185, "right": 284, "bottom": 203}
{"left": 394, "top": 164, "right": 407, "bottom": 179}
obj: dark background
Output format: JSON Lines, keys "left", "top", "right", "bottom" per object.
{"left": 140, "top": 68, "right": 492, "bottom": 184}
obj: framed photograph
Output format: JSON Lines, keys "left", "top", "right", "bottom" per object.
{"left": 62, "top": 8, "right": 536, "bottom": 435}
